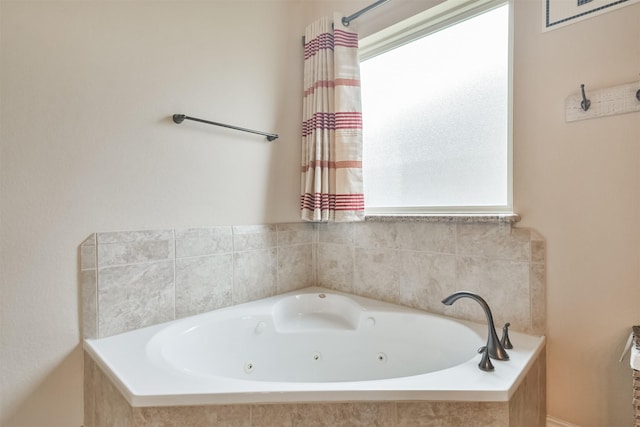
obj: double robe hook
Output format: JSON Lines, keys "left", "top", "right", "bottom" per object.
{"left": 579, "top": 83, "right": 640, "bottom": 113}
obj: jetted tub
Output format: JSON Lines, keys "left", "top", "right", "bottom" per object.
{"left": 84, "top": 287, "right": 545, "bottom": 407}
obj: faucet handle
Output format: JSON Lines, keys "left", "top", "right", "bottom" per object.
{"left": 477, "top": 346, "right": 495, "bottom": 371}
{"left": 500, "top": 322, "right": 513, "bottom": 349}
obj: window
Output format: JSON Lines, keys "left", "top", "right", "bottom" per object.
{"left": 360, "top": 0, "right": 512, "bottom": 215}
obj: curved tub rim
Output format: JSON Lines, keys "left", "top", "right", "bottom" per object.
{"left": 84, "top": 286, "right": 546, "bottom": 408}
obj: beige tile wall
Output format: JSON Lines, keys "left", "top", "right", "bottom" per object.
{"left": 80, "top": 221, "right": 545, "bottom": 339}
{"left": 316, "top": 222, "right": 546, "bottom": 335}
{"left": 80, "top": 223, "right": 315, "bottom": 339}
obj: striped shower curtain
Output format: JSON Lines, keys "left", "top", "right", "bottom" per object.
{"left": 300, "top": 13, "right": 364, "bottom": 222}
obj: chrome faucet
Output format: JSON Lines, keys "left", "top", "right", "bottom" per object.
{"left": 441, "top": 291, "right": 509, "bottom": 362}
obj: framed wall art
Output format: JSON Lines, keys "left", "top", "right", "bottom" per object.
{"left": 544, "top": 0, "right": 640, "bottom": 31}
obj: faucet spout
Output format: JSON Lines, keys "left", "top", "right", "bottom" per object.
{"left": 442, "top": 291, "right": 509, "bottom": 361}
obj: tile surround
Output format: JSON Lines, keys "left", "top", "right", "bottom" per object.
{"left": 80, "top": 221, "right": 545, "bottom": 338}
{"left": 316, "top": 221, "right": 546, "bottom": 335}
{"left": 175, "top": 226, "right": 233, "bottom": 258}
{"left": 233, "top": 248, "right": 278, "bottom": 304}
{"left": 97, "top": 260, "right": 174, "bottom": 337}
{"left": 81, "top": 223, "right": 318, "bottom": 339}
{"left": 96, "top": 229, "right": 174, "bottom": 266}
{"left": 175, "top": 254, "right": 233, "bottom": 318}
{"left": 81, "top": 220, "right": 546, "bottom": 426}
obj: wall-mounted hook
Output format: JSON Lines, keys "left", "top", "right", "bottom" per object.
{"left": 580, "top": 84, "right": 591, "bottom": 111}
{"left": 566, "top": 81, "right": 640, "bottom": 122}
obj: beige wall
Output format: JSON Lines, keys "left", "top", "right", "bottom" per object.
{"left": 1, "top": 1, "right": 639, "bottom": 427}
{"left": 513, "top": 0, "right": 640, "bottom": 425}
{"left": 0, "top": 2, "right": 304, "bottom": 426}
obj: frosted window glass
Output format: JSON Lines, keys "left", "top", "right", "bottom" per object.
{"left": 361, "top": 5, "right": 509, "bottom": 209}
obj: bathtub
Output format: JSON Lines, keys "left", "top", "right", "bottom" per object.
{"left": 83, "top": 287, "right": 545, "bottom": 408}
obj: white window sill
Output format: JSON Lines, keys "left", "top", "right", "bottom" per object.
{"left": 364, "top": 213, "right": 520, "bottom": 224}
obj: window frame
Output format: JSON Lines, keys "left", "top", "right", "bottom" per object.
{"left": 359, "top": 0, "right": 514, "bottom": 216}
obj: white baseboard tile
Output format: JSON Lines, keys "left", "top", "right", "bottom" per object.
{"left": 547, "top": 415, "right": 580, "bottom": 427}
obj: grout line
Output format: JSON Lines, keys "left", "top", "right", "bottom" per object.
{"left": 175, "top": 251, "right": 235, "bottom": 261}
{"left": 276, "top": 226, "right": 280, "bottom": 294}
{"left": 172, "top": 229, "right": 176, "bottom": 321}
{"left": 314, "top": 224, "right": 318, "bottom": 286}
{"left": 231, "top": 246, "right": 237, "bottom": 305}
{"left": 96, "top": 258, "right": 175, "bottom": 269}
{"left": 94, "top": 244, "right": 100, "bottom": 339}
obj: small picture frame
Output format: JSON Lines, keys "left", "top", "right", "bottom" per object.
{"left": 543, "top": 0, "right": 640, "bottom": 31}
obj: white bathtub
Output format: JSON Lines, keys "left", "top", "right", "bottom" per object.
{"left": 84, "top": 287, "right": 545, "bottom": 407}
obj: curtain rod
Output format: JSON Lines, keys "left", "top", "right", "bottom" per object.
{"left": 172, "top": 114, "right": 278, "bottom": 141}
{"left": 342, "top": 0, "right": 391, "bottom": 26}
{"left": 301, "top": 0, "right": 391, "bottom": 45}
